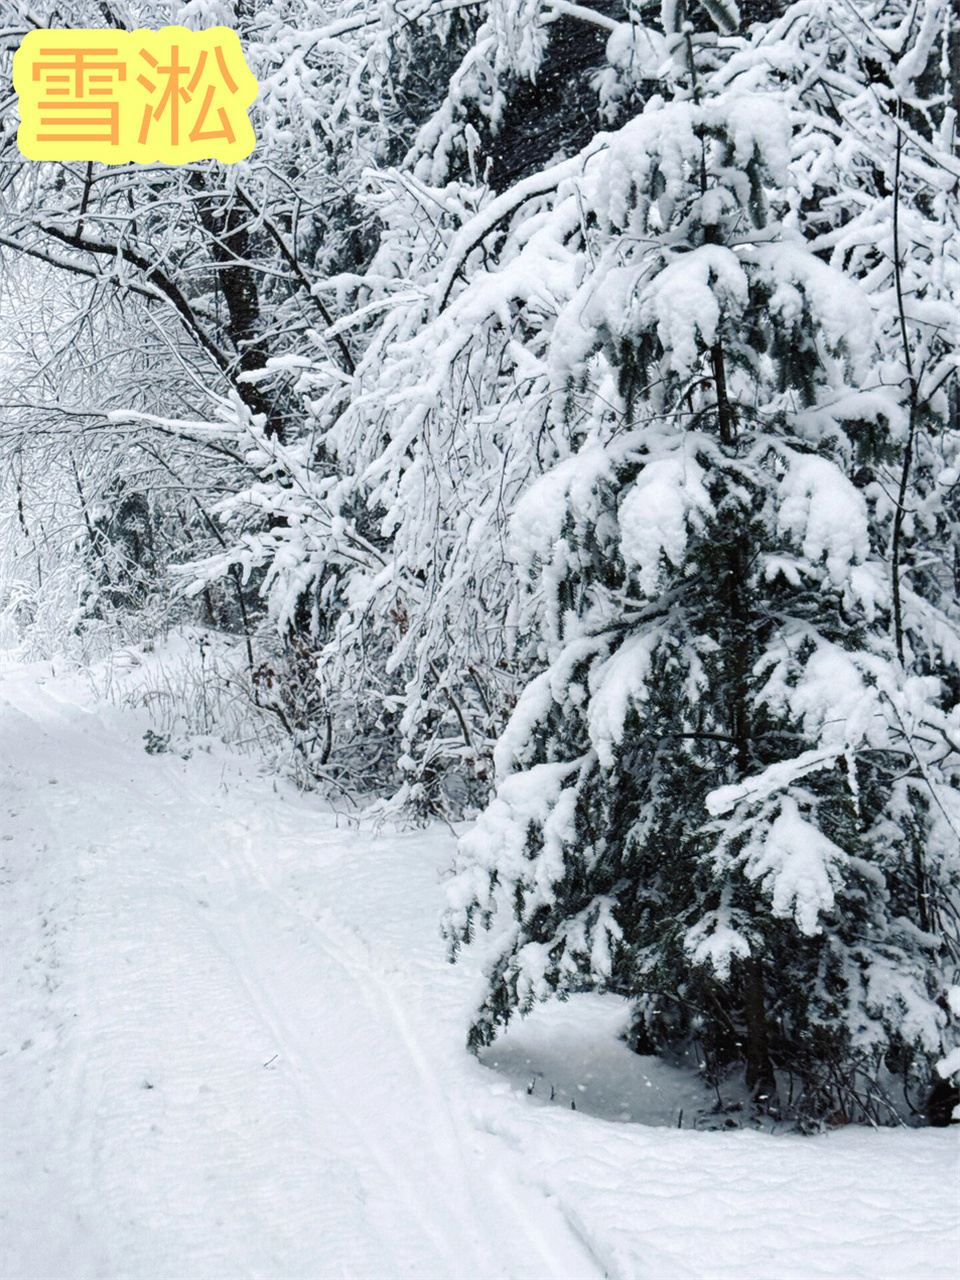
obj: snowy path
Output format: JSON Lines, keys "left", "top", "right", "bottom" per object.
{"left": 2, "top": 657, "right": 957, "bottom": 1280}
{"left": 1, "top": 663, "right": 597, "bottom": 1279}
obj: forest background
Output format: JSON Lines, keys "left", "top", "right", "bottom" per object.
{"left": 1, "top": 0, "right": 958, "bottom": 1130}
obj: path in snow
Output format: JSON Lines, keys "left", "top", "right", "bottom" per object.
{"left": 0, "top": 661, "right": 600, "bottom": 1279}
{"left": 1, "top": 654, "right": 957, "bottom": 1280}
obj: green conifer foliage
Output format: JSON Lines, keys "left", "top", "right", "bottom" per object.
{"left": 445, "top": 0, "right": 959, "bottom": 1124}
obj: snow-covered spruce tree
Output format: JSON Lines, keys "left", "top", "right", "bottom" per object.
{"left": 444, "top": 0, "right": 960, "bottom": 1123}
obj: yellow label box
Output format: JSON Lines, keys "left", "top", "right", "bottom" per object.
{"left": 14, "top": 26, "right": 258, "bottom": 164}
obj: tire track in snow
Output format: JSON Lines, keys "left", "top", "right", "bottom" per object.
{"left": 203, "top": 825, "right": 603, "bottom": 1279}
{"left": 203, "top": 912, "right": 471, "bottom": 1276}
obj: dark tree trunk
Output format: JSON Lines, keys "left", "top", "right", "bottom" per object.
{"left": 742, "top": 958, "right": 778, "bottom": 1106}
{"left": 188, "top": 173, "right": 285, "bottom": 439}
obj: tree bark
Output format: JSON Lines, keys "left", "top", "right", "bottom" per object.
{"left": 742, "top": 957, "right": 778, "bottom": 1106}
{"left": 188, "top": 172, "right": 286, "bottom": 439}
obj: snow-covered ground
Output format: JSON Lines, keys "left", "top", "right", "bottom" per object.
{"left": 2, "top": 652, "right": 957, "bottom": 1280}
